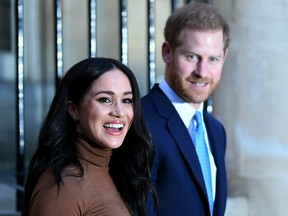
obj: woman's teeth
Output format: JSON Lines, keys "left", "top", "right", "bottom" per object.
{"left": 103, "top": 124, "right": 124, "bottom": 129}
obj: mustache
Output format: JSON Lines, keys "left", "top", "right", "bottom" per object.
{"left": 187, "top": 75, "right": 209, "bottom": 83}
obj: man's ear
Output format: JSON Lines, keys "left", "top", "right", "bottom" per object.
{"left": 223, "top": 48, "right": 229, "bottom": 62}
{"left": 67, "top": 100, "right": 78, "bottom": 121}
{"left": 162, "top": 41, "right": 172, "bottom": 64}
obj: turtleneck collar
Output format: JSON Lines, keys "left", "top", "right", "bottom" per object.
{"left": 77, "top": 133, "right": 112, "bottom": 168}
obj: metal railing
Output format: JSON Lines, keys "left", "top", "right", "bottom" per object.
{"left": 12, "top": 0, "right": 212, "bottom": 213}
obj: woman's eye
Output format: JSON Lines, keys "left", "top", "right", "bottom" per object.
{"left": 122, "top": 98, "right": 133, "bottom": 104}
{"left": 97, "top": 97, "right": 111, "bottom": 103}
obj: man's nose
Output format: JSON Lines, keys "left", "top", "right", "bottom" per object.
{"left": 195, "top": 60, "right": 208, "bottom": 77}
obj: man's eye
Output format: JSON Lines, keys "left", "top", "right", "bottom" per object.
{"left": 186, "top": 54, "right": 198, "bottom": 61}
{"left": 97, "top": 97, "right": 111, "bottom": 103}
{"left": 122, "top": 98, "right": 133, "bottom": 104}
{"left": 210, "top": 57, "right": 218, "bottom": 62}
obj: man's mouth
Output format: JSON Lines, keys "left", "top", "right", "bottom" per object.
{"left": 192, "top": 81, "right": 206, "bottom": 87}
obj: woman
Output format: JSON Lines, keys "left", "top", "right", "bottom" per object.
{"left": 24, "top": 57, "right": 157, "bottom": 216}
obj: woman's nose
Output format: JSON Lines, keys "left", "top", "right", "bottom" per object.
{"left": 110, "top": 103, "right": 125, "bottom": 117}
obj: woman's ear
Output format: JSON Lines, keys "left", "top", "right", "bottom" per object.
{"left": 67, "top": 100, "right": 78, "bottom": 121}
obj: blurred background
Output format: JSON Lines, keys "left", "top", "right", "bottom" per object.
{"left": 0, "top": 0, "right": 287, "bottom": 215}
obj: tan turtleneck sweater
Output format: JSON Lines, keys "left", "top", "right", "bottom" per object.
{"left": 29, "top": 135, "right": 131, "bottom": 216}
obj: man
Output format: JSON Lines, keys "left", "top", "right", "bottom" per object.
{"left": 142, "top": 2, "right": 230, "bottom": 216}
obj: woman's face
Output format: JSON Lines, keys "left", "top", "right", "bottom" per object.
{"left": 69, "top": 69, "right": 134, "bottom": 149}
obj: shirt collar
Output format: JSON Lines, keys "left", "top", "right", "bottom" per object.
{"left": 159, "top": 79, "right": 204, "bottom": 128}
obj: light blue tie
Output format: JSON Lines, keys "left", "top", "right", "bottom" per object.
{"left": 191, "top": 111, "right": 214, "bottom": 215}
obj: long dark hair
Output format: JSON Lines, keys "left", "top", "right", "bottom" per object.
{"left": 24, "top": 57, "right": 157, "bottom": 216}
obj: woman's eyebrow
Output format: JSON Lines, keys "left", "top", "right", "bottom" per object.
{"left": 94, "top": 90, "right": 133, "bottom": 96}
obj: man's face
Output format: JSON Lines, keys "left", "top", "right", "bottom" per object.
{"left": 163, "top": 29, "right": 228, "bottom": 109}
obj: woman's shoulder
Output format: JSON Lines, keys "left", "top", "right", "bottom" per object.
{"left": 30, "top": 166, "right": 131, "bottom": 216}
{"left": 32, "top": 167, "right": 85, "bottom": 198}
{"left": 29, "top": 168, "right": 87, "bottom": 215}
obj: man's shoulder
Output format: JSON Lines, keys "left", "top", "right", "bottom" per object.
{"left": 142, "top": 84, "right": 169, "bottom": 102}
{"left": 204, "top": 111, "right": 222, "bottom": 123}
{"left": 204, "top": 111, "right": 226, "bottom": 135}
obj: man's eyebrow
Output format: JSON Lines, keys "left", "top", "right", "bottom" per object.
{"left": 187, "top": 51, "right": 223, "bottom": 58}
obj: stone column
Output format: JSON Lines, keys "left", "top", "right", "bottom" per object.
{"left": 214, "top": 1, "right": 288, "bottom": 215}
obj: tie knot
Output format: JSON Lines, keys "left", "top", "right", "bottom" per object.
{"left": 193, "top": 111, "right": 202, "bottom": 127}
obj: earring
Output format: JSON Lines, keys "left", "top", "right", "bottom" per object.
{"left": 72, "top": 115, "right": 78, "bottom": 121}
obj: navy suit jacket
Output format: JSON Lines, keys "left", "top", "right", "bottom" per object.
{"left": 142, "top": 85, "right": 227, "bottom": 216}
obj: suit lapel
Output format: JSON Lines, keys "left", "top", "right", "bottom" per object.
{"left": 204, "top": 113, "right": 220, "bottom": 169}
{"left": 204, "top": 112, "right": 226, "bottom": 204}
{"left": 150, "top": 85, "right": 208, "bottom": 197}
